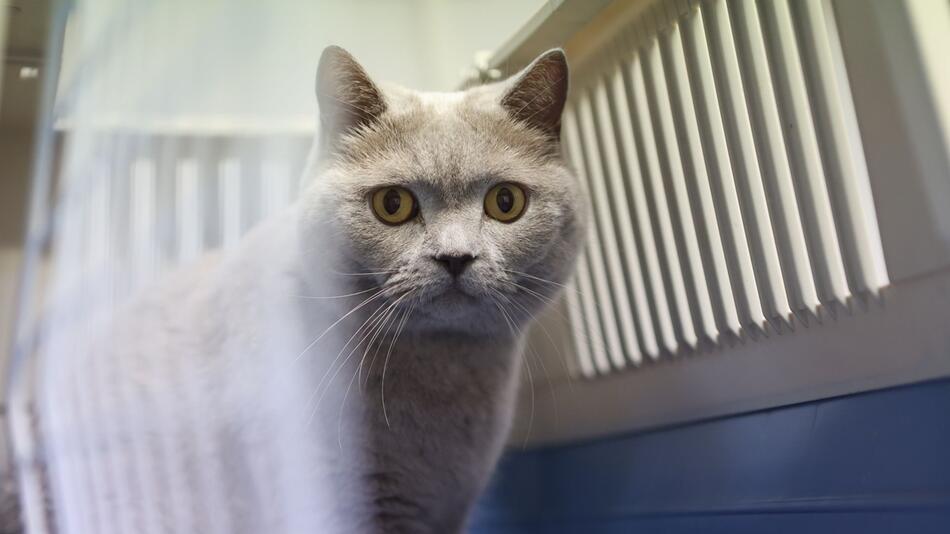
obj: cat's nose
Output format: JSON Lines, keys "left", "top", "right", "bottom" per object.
{"left": 433, "top": 254, "right": 476, "bottom": 277}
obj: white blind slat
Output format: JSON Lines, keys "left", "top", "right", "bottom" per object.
{"left": 597, "top": 69, "right": 661, "bottom": 358}
{"left": 732, "top": 0, "right": 820, "bottom": 314}
{"left": 798, "top": 0, "right": 889, "bottom": 294}
{"left": 764, "top": 0, "right": 851, "bottom": 305}
{"left": 578, "top": 89, "right": 643, "bottom": 365}
{"left": 707, "top": 0, "right": 791, "bottom": 323}
{"left": 629, "top": 51, "right": 698, "bottom": 348}
{"left": 645, "top": 36, "right": 718, "bottom": 342}
{"left": 684, "top": 6, "right": 765, "bottom": 329}
{"left": 663, "top": 22, "right": 741, "bottom": 336}
{"left": 564, "top": 110, "right": 620, "bottom": 372}
{"left": 611, "top": 62, "right": 678, "bottom": 355}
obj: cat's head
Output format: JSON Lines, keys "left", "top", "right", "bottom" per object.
{"left": 300, "top": 46, "right": 585, "bottom": 334}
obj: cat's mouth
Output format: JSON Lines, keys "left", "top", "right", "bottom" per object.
{"left": 379, "top": 267, "right": 499, "bottom": 320}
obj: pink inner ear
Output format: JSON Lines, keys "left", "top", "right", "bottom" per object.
{"left": 501, "top": 50, "right": 569, "bottom": 138}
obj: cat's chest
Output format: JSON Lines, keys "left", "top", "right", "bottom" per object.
{"left": 361, "top": 338, "right": 518, "bottom": 436}
{"left": 349, "top": 339, "right": 521, "bottom": 522}
{"left": 350, "top": 347, "right": 517, "bottom": 532}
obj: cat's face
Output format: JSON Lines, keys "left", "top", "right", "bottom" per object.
{"left": 301, "top": 47, "right": 584, "bottom": 334}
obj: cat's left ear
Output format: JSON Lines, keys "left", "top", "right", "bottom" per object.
{"left": 316, "top": 46, "right": 386, "bottom": 146}
{"left": 501, "top": 49, "right": 569, "bottom": 139}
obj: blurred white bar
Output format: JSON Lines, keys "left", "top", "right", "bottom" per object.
{"left": 176, "top": 159, "right": 203, "bottom": 262}
{"left": 219, "top": 158, "right": 242, "bottom": 249}
{"left": 128, "top": 158, "right": 165, "bottom": 534}
{"left": 87, "top": 170, "right": 111, "bottom": 273}
{"left": 262, "top": 160, "right": 293, "bottom": 218}
{"left": 81, "top": 167, "right": 113, "bottom": 534}
{"left": 131, "top": 158, "right": 158, "bottom": 288}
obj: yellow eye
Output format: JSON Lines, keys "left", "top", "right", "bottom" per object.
{"left": 371, "top": 187, "right": 417, "bottom": 225}
{"left": 485, "top": 183, "right": 527, "bottom": 222}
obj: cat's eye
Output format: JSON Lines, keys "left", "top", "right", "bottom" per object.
{"left": 484, "top": 183, "right": 527, "bottom": 223}
{"left": 371, "top": 186, "right": 418, "bottom": 225}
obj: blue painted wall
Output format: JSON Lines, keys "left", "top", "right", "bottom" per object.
{"left": 472, "top": 379, "right": 950, "bottom": 533}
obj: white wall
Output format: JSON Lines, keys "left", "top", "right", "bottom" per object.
{"left": 56, "top": 0, "right": 546, "bottom": 128}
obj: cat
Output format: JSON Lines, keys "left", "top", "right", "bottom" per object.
{"left": 38, "top": 46, "right": 584, "bottom": 534}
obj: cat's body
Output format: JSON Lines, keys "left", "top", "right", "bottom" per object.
{"left": 41, "top": 47, "right": 582, "bottom": 534}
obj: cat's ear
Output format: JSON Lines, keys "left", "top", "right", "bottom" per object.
{"left": 316, "top": 46, "right": 386, "bottom": 144}
{"left": 501, "top": 49, "right": 569, "bottom": 139}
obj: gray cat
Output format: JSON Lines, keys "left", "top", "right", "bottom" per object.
{"left": 39, "top": 46, "right": 583, "bottom": 534}
{"left": 305, "top": 46, "right": 583, "bottom": 532}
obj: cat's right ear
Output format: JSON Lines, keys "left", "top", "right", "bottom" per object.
{"left": 316, "top": 46, "right": 386, "bottom": 147}
{"left": 501, "top": 49, "right": 569, "bottom": 140}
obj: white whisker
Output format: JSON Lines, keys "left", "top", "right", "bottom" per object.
{"left": 291, "top": 285, "right": 383, "bottom": 300}
{"left": 292, "top": 285, "right": 397, "bottom": 364}
{"left": 494, "top": 291, "right": 564, "bottom": 420}
{"left": 308, "top": 292, "right": 413, "bottom": 426}
{"left": 496, "top": 288, "right": 575, "bottom": 393}
{"left": 329, "top": 268, "right": 398, "bottom": 277}
{"left": 505, "top": 279, "right": 556, "bottom": 305}
{"left": 304, "top": 298, "right": 393, "bottom": 420}
{"left": 360, "top": 295, "right": 404, "bottom": 389}
{"left": 336, "top": 297, "right": 404, "bottom": 447}
{"left": 503, "top": 269, "right": 569, "bottom": 289}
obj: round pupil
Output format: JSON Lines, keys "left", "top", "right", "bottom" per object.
{"left": 383, "top": 189, "right": 402, "bottom": 215}
{"left": 496, "top": 188, "right": 514, "bottom": 213}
